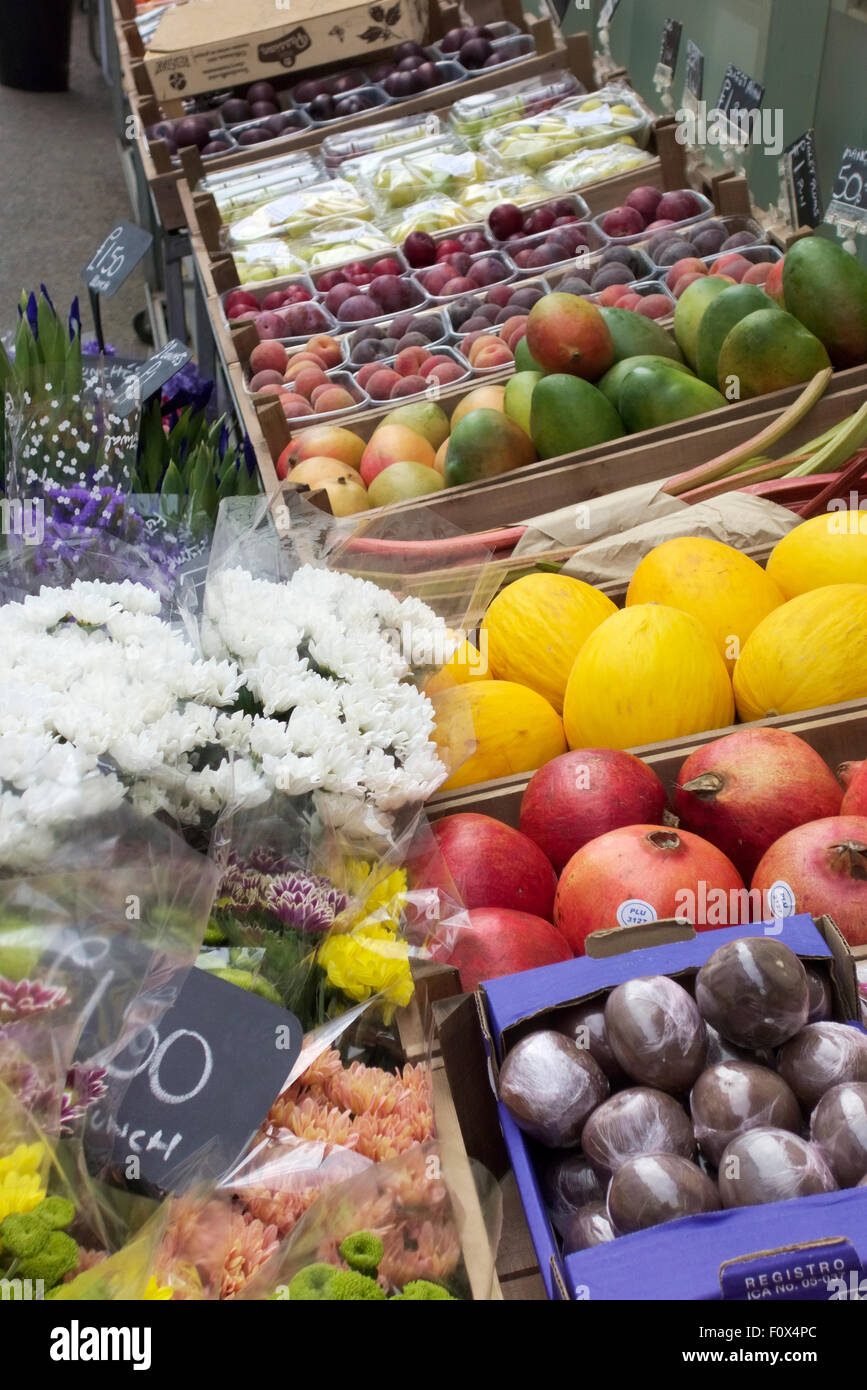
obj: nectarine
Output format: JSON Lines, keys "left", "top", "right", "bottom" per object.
{"left": 250, "top": 340, "right": 288, "bottom": 375}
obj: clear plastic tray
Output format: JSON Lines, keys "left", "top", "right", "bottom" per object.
{"left": 446, "top": 278, "right": 551, "bottom": 335}
{"left": 412, "top": 249, "right": 517, "bottom": 303}
{"left": 339, "top": 132, "right": 456, "bottom": 186}
{"left": 586, "top": 277, "right": 676, "bottom": 319}
{"left": 226, "top": 179, "right": 373, "bottom": 245}
{"left": 146, "top": 112, "right": 237, "bottom": 165}
{"left": 591, "top": 189, "right": 714, "bottom": 247}
{"left": 346, "top": 307, "right": 452, "bottom": 365}
{"left": 219, "top": 272, "right": 318, "bottom": 327}
{"left": 385, "top": 195, "right": 473, "bottom": 240}
{"left": 230, "top": 242, "right": 310, "bottom": 283}
{"left": 507, "top": 220, "right": 609, "bottom": 278}
{"left": 379, "top": 60, "right": 468, "bottom": 105}
{"left": 485, "top": 192, "right": 592, "bottom": 245}
{"left": 322, "top": 112, "right": 442, "bottom": 168}
{"left": 643, "top": 213, "right": 768, "bottom": 269}
{"left": 310, "top": 246, "right": 409, "bottom": 295}
{"left": 200, "top": 151, "right": 324, "bottom": 210}
{"left": 291, "top": 217, "right": 396, "bottom": 268}
{"left": 366, "top": 140, "right": 493, "bottom": 212}
{"left": 429, "top": 19, "right": 521, "bottom": 59}
{"left": 449, "top": 69, "right": 585, "bottom": 146}
{"left": 244, "top": 339, "right": 350, "bottom": 394}
{"left": 361, "top": 345, "right": 472, "bottom": 404}
{"left": 457, "top": 173, "right": 553, "bottom": 223}
{"left": 222, "top": 111, "right": 311, "bottom": 152}
{"left": 481, "top": 88, "right": 651, "bottom": 176}
{"left": 542, "top": 140, "right": 656, "bottom": 193}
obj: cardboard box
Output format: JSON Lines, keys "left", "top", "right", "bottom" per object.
{"left": 480, "top": 915, "right": 865, "bottom": 1300}
{"left": 144, "top": 0, "right": 429, "bottom": 102}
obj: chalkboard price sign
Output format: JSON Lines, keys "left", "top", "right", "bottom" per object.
{"left": 88, "top": 967, "right": 302, "bottom": 1194}
{"left": 82, "top": 221, "right": 153, "bottom": 299}
{"left": 113, "top": 339, "right": 192, "bottom": 414}
{"left": 784, "top": 130, "right": 824, "bottom": 229}
{"left": 716, "top": 64, "right": 764, "bottom": 118}
{"left": 832, "top": 146, "right": 867, "bottom": 214}
{"left": 685, "top": 40, "right": 703, "bottom": 102}
{"left": 659, "top": 18, "right": 682, "bottom": 73}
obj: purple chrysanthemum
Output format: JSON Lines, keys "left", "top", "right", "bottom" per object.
{"left": 0, "top": 977, "right": 70, "bottom": 1021}
{"left": 61, "top": 1066, "right": 108, "bottom": 1133}
{"left": 265, "top": 873, "right": 348, "bottom": 933}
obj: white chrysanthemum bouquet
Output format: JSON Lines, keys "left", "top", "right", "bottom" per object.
{"left": 0, "top": 565, "right": 456, "bottom": 868}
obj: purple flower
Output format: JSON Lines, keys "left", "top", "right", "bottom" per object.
{"left": 61, "top": 1065, "right": 108, "bottom": 1133}
{"left": 0, "top": 977, "right": 70, "bottom": 1021}
{"left": 161, "top": 361, "right": 213, "bottom": 416}
{"left": 82, "top": 339, "right": 116, "bottom": 356}
{"left": 25, "top": 291, "right": 38, "bottom": 337}
{"left": 39, "top": 284, "right": 56, "bottom": 317}
{"left": 68, "top": 295, "right": 81, "bottom": 342}
{"left": 265, "top": 873, "right": 348, "bottom": 933}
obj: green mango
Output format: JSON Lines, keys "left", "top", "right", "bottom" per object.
{"left": 783, "top": 235, "right": 867, "bottom": 369}
{"left": 618, "top": 363, "right": 727, "bottom": 433}
{"left": 599, "top": 305, "right": 684, "bottom": 364}
{"left": 695, "top": 283, "right": 777, "bottom": 386}
{"left": 529, "top": 374, "right": 625, "bottom": 460}
{"left": 717, "top": 309, "right": 831, "bottom": 398}
{"left": 598, "top": 354, "right": 695, "bottom": 412}
{"left": 514, "top": 335, "right": 545, "bottom": 373}
{"left": 504, "top": 371, "right": 542, "bottom": 437}
{"left": 673, "top": 276, "right": 730, "bottom": 369}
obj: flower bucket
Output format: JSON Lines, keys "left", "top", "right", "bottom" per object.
{"left": 0, "top": 0, "right": 74, "bottom": 93}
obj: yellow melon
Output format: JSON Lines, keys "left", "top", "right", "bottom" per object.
{"left": 424, "top": 638, "right": 491, "bottom": 696}
{"left": 766, "top": 511, "right": 867, "bottom": 598}
{"left": 733, "top": 583, "right": 867, "bottom": 721}
{"left": 563, "top": 603, "right": 734, "bottom": 750}
{"left": 625, "top": 536, "right": 785, "bottom": 674}
{"left": 432, "top": 680, "right": 566, "bottom": 790}
{"left": 481, "top": 573, "right": 617, "bottom": 713}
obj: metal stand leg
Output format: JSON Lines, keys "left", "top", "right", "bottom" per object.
{"left": 164, "top": 232, "right": 190, "bottom": 344}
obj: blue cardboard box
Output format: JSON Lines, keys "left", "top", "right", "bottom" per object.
{"left": 481, "top": 915, "right": 866, "bottom": 1301}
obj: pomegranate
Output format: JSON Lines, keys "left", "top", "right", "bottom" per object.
{"left": 674, "top": 728, "right": 843, "bottom": 880}
{"left": 519, "top": 749, "right": 668, "bottom": 873}
{"left": 415, "top": 813, "right": 557, "bottom": 920}
{"left": 752, "top": 816, "right": 867, "bottom": 947}
{"left": 442, "top": 907, "right": 572, "bottom": 992}
{"left": 841, "top": 761, "right": 867, "bottom": 817}
{"left": 554, "top": 825, "right": 746, "bottom": 955}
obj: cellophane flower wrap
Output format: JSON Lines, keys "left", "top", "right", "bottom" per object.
{"left": 233, "top": 1138, "right": 503, "bottom": 1301}
{"left": 0, "top": 801, "right": 220, "bottom": 1201}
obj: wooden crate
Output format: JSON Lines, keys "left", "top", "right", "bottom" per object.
{"left": 347, "top": 370, "right": 867, "bottom": 532}
{"left": 116, "top": 0, "right": 589, "bottom": 232}
{"left": 429, "top": 700, "right": 867, "bottom": 825}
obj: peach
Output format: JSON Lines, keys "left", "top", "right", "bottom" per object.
{"left": 615, "top": 293, "right": 644, "bottom": 311}
{"left": 283, "top": 353, "right": 327, "bottom": 381}
{"left": 249, "top": 369, "right": 286, "bottom": 392}
{"left": 709, "top": 271, "right": 737, "bottom": 283}
{"left": 291, "top": 366, "right": 331, "bottom": 400}
{"left": 501, "top": 316, "right": 528, "bottom": 350}
{"left": 390, "top": 374, "right": 429, "bottom": 398}
{"left": 313, "top": 386, "right": 358, "bottom": 413}
{"left": 305, "top": 334, "right": 343, "bottom": 368}
{"left": 713, "top": 252, "right": 750, "bottom": 272}
{"left": 356, "top": 361, "right": 384, "bottom": 390}
{"left": 256, "top": 383, "right": 285, "bottom": 398}
{"left": 474, "top": 341, "right": 514, "bottom": 369}
{"left": 664, "top": 257, "right": 707, "bottom": 291}
{"left": 636, "top": 294, "right": 674, "bottom": 319}
{"left": 282, "top": 396, "right": 315, "bottom": 419}
{"left": 466, "top": 334, "right": 499, "bottom": 366}
{"left": 277, "top": 425, "right": 364, "bottom": 478}
{"left": 360, "top": 424, "right": 436, "bottom": 486}
{"left": 365, "top": 368, "right": 402, "bottom": 400}
{"left": 250, "top": 340, "right": 288, "bottom": 375}
{"left": 741, "top": 262, "right": 773, "bottom": 286}
{"left": 425, "top": 360, "right": 465, "bottom": 387}
{"left": 394, "top": 346, "right": 430, "bottom": 376}
{"left": 596, "top": 284, "right": 628, "bottom": 307}
{"left": 672, "top": 271, "right": 706, "bottom": 297}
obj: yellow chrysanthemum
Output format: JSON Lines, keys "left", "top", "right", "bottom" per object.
{"left": 0, "top": 1170, "right": 46, "bottom": 1223}
{"left": 319, "top": 924, "right": 413, "bottom": 1023}
{"left": 142, "top": 1276, "right": 173, "bottom": 1300}
{"left": 0, "top": 1142, "right": 44, "bottom": 1179}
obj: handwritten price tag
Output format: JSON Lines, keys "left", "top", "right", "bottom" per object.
{"left": 82, "top": 221, "right": 153, "bottom": 298}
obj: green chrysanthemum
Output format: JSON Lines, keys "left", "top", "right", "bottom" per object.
{"left": 328, "top": 1270, "right": 386, "bottom": 1301}
{"left": 34, "top": 1196, "right": 75, "bottom": 1230}
{"left": 391, "top": 1280, "right": 456, "bottom": 1301}
{"left": 338, "top": 1231, "right": 384, "bottom": 1277}
{"left": 287, "top": 1263, "right": 338, "bottom": 1301}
